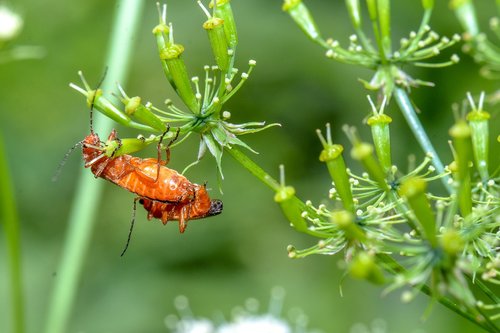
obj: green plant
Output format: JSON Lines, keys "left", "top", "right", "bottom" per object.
{"left": 42, "top": 1, "right": 499, "bottom": 332}
{"left": 0, "top": 5, "right": 44, "bottom": 333}
{"left": 279, "top": 0, "right": 499, "bottom": 332}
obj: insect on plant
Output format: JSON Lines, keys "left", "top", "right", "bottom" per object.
{"left": 57, "top": 71, "right": 223, "bottom": 254}
{"left": 81, "top": 128, "right": 224, "bottom": 231}
{"left": 81, "top": 127, "right": 223, "bottom": 255}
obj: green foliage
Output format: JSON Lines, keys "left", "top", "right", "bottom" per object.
{"left": 281, "top": 1, "right": 500, "bottom": 332}
{"left": 2, "top": 1, "right": 500, "bottom": 333}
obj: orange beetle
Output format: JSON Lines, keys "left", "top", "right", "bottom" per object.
{"left": 81, "top": 129, "right": 223, "bottom": 231}
{"left": 139, "top": 195, "right": 223, "bottom": 233}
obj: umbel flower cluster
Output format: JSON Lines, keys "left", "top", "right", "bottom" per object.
{"left": 278, "top": 94, "right": 499, "bottom": 308}
{"left": 70, "top": 1, "right": 276, "bottom": 180}
{"left": 280, "top": 0, "right": 500, "bottom": 332}
{"left": 66, "top": 0, "right": 500, "bottom": 332}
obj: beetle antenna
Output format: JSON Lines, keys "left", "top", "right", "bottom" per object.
{"left": 89, "top": 66, "right": 109, "bottom": 133}
{"left": 121, "top": 197, "right": 138, "bottom": 257}
{"left": 52, "top": 141, "right": 83, "bottom": 182}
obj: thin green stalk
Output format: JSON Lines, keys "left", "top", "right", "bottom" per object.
{"left": 472, "top": 275, "right": 500, "bottom": 304}
{"left": 228, "top": 144, "right": 497, "bottom": 331}
{"left": 226, "top": 147, "right": 281, "bottom": 191}
{"left": 226, "top": 147, "right": 331, "bottom": 238}
{"left": 377, "top": 254, "right": 499, "bottom": 333}
{"left": 44, "top": 1, "right": 145, "bottom": 333}
{"left": 0, "top": 133, "right": 24, "bottom": 333}
{"left": 393, "top": 88, "right": 453, "bottom": 193}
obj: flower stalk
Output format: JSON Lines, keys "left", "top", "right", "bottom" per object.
{"left": 466, "top": 92, "right": 490, "bottom": 181}
{"left": 317, "top": 124, "right": 354, "bottom": 213}
{"left": 0, "top": 134, "right": 24, "bottom": 333}
{"left": 45, "top": 2, "right": 145, "bottom": 333}
{"left": 449, "top": 120, "right": 473, "bottom": 217}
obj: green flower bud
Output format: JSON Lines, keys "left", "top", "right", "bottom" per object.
{"left": 399, "top": 177, "right": 437, "bottom": 247}
{"left": 282, "top": 0, "right": 321, "bottom": 42}
{"left": 274, "top": 185, "right": 309, "bottom": 233}
{"left": 123, "top": 96, "right": 167, "bottom": 132}
{"left": 331, "top": 211, "right": 365, "bottom": 242}
{"left": 87, "top": 89, "right": 131, "bottom": 127}
{"left": 159, "top": 43, "right": 199, "bottom": 113}
{"left": 152, "top": 22, "right": 169, "bottom": 36}
{"left": 367, "top": 113, "right": 392, "bottom": 172}
{"left": 318, "top": 125, "right": 354, "bottom": 212}
{"left": 440, "top": 229, "right": 464, "bottom": 257}
{"left": 349, "top": 252, "right": 385, "bottom": 284}
{"left": 351, "top": 142, "right": 389, "bottom": 191}
{"left": 449, "top": 121, "right": 472, "bottom": 179}
{"left": 449, "top": 120, "right": 473, "bottom": 216}
{"left": 467, "top": 109, "right": 490, "bottom": 181}
{"left": 210, "top": 0, "right": 238, "bottom": 48}
{"left": 203, "top": 17, "right": 230, "bottom": 72}
{"left": 70, "top": 72, "right": 155, "bottom": 132}
{"left": 447, "top": 160, "right": 458, "bottom": 174}
{"left": 422, "top": 0, "right": 434, "bottom": 10}
{"left": 104, "top": 137, "right": 150, "bottom": 158}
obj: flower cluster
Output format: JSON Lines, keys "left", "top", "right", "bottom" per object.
{"left": 70, "top": 1, "right": 276, "bottom": 178}
{"left": 283, "top": 0, "right": 460, "bottom": 96}
{"left": 275, "top": 93, "right": 500, "bottom": 330}
{"left": 452, "top": 0, "right": 500, "bottom": 79}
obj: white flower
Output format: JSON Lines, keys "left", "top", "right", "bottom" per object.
{"left": 173, "top": 318, "right": 215, "bottom": 333}
{"left": 217, "top": 315, "right": 292, "bottom": 333}
{"left": 166, "top": 288, "right": 320, "bottom": 333}
{"left": 0, "top": 6, "right": 23, "bottom": 41}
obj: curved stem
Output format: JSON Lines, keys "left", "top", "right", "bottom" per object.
{"left": 43, "top": 1, "right": 145, "bottom": 333}
{"left": 0, "top": 133, "right": 24, "bottom": 333}
{"left": 394, "top": 88, "right": 453, "bottom": 194}
{"left": 377, "top": 254, "right": 498, "bottom": 333}
{"left": 226, "top": 147, "right": 280, "bottom": 191}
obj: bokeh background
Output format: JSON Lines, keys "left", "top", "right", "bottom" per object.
{"left": 1, "top": 0, "right": 498, "bottom": 332}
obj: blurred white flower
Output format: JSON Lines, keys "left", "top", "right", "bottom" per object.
{"left": 217, "top": 315, "right": 291, "bottom": 333}
{"left": 0, "top": 6, "right": 23, "bottom": 41}
{"left": 166, "top": 288, "right": 320, "bottom": 333}
{"left": 169, "top": 318, "right": 215, "bottom": 333}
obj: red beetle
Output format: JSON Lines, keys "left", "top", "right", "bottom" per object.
{"left": 82, "top": 129, "right": 223, "bottom": 232}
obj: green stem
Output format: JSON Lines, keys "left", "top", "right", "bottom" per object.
{"left": 226, "top": 147, "right": 331, "bottom": 238}
{"left": 0, "top": 133, "right": 24, "bottom": 333}
{"left": 393, "top": 88, "right": 452, "bottom": 194}
{"left": 226, "top": 147, "right": 281, "bottom": 191}
{"left": 453, "top": 0, "right": 479, "bottom": 37}
{"left": 43, "top": 1, "right": 145, "bottom": 333}
{"left": 472, "top": 275, "right": 500, "bottom": 304}
{"left": 377, "top": 254, "right": 499, "bottom": 332}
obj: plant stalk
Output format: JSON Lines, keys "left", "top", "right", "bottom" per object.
{"left": 43, "top": 1, "right": 145, "bottom": 333}
{"left": 394, "top": 87, "right": 452, "bottom": 193}
{"left": 377, "top": 253, "right": 499, "bottom": 333}
{"left": 0, "top": 133, "right": 24, "bottom": 333}
{"left": 226, "top": 147, "right": 281, "bottom": 191}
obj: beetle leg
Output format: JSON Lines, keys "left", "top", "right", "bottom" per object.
{"left": 154, "top": 126, "right": 180, "bottom": 183}
{"left": 178, "top": 213, "right": 187, "bottom": 233}
{"left": 154, "top": 126, "right": 170, "bottom": 182}
{"left": 178, "top": 201, "right": 194, "bottom": 233}
{"left": 120, "top": 197, "right": 139, "bottom": 257}
{"left": 164, "top": 127, "right": 181, "bottom": 166}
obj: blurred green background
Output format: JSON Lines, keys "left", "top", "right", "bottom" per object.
{"left": 0, "top": 0, "right": 498, "bottom": 332}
